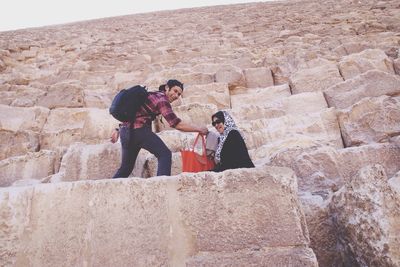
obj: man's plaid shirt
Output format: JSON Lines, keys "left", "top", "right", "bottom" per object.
{"left": 125, "top": 91, "right": 181, "bottom": 129}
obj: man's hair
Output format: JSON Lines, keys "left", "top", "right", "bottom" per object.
{"left": 159, "top": 79, "right": 184, "bottom": 92}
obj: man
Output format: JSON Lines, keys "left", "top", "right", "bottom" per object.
{"left": 111, "top": 79, "right": 208, "bottom": 177}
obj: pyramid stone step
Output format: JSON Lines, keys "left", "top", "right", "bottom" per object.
{"left": 154, "top": 103, "right": 217, "bottom": 132}
{"left": 324, "top": 70, "right": 400, "bottom": 109}
{"left": 270, "top": 143, "right": 400, "bottom": 194}
{"left": 40, "top": 108, "right": 118, "bottom": 150}
{"left": 0, "top": 150, "right": 58, "bottom": 187}
{"left": 289, "top": 61, "right": 343, "bottom": 94}
{"left": 182, "top": 82, "right": 230, "bottom": 109}
{"left": 243, "top": 67, "right": 274, "bottom": 88}
{"left": 230, "top": 84, "right": 291, "bottom": 109}
{"left": 338, "top": 95, "right": 400, "bottom": 147}
{"left": 0, "top": 130, "right": 39, "bottom": 160}
{"left": 0, "top": 104, "right": 49, "bottom": 132}
{"left": 338, "top": 48, "right": 395, "bottom": 80}
{"left": 240, "top": 108, "right": 343, "bottom": 150}
{"left": 0, "top": 166, "right": 317, "bottom": 266}
{"left": 231, "top": 91, "right": 327, "bottom": 122}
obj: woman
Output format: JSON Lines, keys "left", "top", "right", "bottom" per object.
{"left": 111, "top": 79, "right": 208, "bottom": 177}
{"left": 211, "top": 110, "right": 254, "bottom": 172}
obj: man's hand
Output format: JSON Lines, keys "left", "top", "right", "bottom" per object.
{"left": 110, "top": 128, "right": 119, "bottom": 143}
{"left": 199, "top": 126, "right": 208, "bottom": 135}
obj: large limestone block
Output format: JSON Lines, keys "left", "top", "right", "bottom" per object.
{"left": 154, "top": 103, "right": 217, "bottom": 132}
{"left": 0, "top": 166, "right": 317, "bottom": 267}
{"left": 0, "top": 104, "right": 49, "bottom": 132}
{"left": 289, "top": 62, "right": 343, "bottom": 94}
{"left": 146, "top": 151, "right": 184, "bottom": 177}
{"left": 300, "top": 193, "right": 339, "bottom": 267}
{"left": 7, "top": 85, "right": 46, "bottom": 107}
{"left": 36, "top": 81, "right": 85, "bottom": 108}
{"left": 394, "top": 58, "right": 400, "bottom": 75}
{"left": 324, "top": 70, "right": 400, "bottom": 109}
{"left": 40, "top": 108, "right": 118, "bottom": 149}
{"left": 338, "top": 95, "right": 400, "bottom": 147}
{"left": 230, "top": 84, "right": 291, "bottom": 109}
{"left": 215, "top": 64, "right": 245, "bottom": 89}
{"left": 338, "top": 49, "right": 395, "bottom": 80}
{"left": 186, "top": 247, "right": 317, "bottom": 266}
{"left": 339, "top": 143, "right": 400, "bottom": 183}
{"left": 0, "top": 150, "right": 57, "bottom": 187}
{"left": 333, "top": 42, "right": 371, "bottom": 57}
{"left": 250, "top": 135, "right": 323, "bottom": 166}
{"left": 291, "top": 143, "right": 400, "bottom": 193}
{"left": 182, "top": 83, "right": 230, "bottom": 109}
{"left": 242, "top": 108, "right": 343, "bottom": 150}
{"left": 54, "top": 142, "right": 147, "bottom": 182}
{"left": 243, "top": 67, "right": 274, "bottom": 88}
{"left": 0, "top": 130, "right": 39, "bottom": 160}
{"left": 331, "top": 165, "right": 400, "bottom": 267}
{"left": 231, "top": 91, "right": 327, "bottom": 122}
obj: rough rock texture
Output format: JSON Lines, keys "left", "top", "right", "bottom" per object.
{"left": 330, "top": 165, "right": 400, "bottom": 267}
{"left": 0, "top": 166, "right": 317, "bottom": 267}
{"left": 1, "top": 0, "right": 400, "bottom": 265}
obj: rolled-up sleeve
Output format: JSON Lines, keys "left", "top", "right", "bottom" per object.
{"left": 157, "top": 98, "right": 181, "bottom": 128}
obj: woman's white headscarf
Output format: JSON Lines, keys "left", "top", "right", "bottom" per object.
{"left": 214, "top": 111, "right": 243, "bottom": 163}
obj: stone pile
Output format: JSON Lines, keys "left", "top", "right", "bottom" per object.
{"left": 1, "top": 0, "right": 400, "bottom": 266}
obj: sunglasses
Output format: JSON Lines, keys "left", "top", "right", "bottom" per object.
{"left": 212, "top": 119, "right": 223, "bottom": 127}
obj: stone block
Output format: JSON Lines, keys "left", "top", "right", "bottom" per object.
{"left": 0, "top": 166, "right": 316, "bottom": 266}
{"left": 243, "top": 67, "right": 274, "bottom": 88}
{"left": 338, "top": 49, "right": 395, "bottom": 80}
{"left": 290, "top": 62, "right": 343, "bottom": 94}
{"left": 182, "top": 83, "right": 230, "bottom": 109}
{"left": 0, "top": 150, "right": 57, "bottom": 187}
{"left": 36, "top": 81, "right": 85, "bottom": 108}
{"left": 0, "top": 130, "right": 39, "bottom": 160}
{"left": 324, "top": 70, "right": 400, "bottom": 109}
{"left": 0, "top": 104, "right": 49, "bottom": 132}
{"left": 338, "top": 96, "right": 400, "bottom": 147}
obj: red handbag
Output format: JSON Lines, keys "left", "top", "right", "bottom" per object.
{"left": 181, "top": 133, "right": 215, "bottom": 172}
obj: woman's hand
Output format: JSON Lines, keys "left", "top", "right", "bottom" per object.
{"left": 110, "top": 128, "right": 119, "bottom": 143}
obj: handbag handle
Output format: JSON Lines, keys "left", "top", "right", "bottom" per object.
{"left": 191, "top": 133, "right": 207, "bottom": 161}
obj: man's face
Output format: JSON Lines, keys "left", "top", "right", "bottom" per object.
{"left": 166, "top": 86, "right": 183, "bottom": 103}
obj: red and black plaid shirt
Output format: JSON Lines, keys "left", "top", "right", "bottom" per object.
{"left": 126, "top": 91, "right": 181, "bottom": 129}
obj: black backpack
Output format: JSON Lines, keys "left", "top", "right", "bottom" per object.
{"left": 109, "top": 85, "right": 154, "bottom": 122}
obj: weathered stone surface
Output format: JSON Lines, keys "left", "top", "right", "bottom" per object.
{"left": 40, "top": 108, "right": 118, "bottom": 150}
{"left": 243, "top": 67, "right": 274, "bottom": 88}
{"left": 324, "top": 70, "right": 400, "bottom": 109}
{"left": 52, "top": 142, "right": 146, "bottom": 182}
{"left": 270, "top": 142, "right": 400, "bottom": 195}
{"left": 215, "top": 64, "right": 245, "bottom": 89}
{"left": 36, "top": 81, "right": 85, "bottom": 108}
{"left": 290, "top": 61, "right": 343, "bottom": 94}
{"left": 394, "top": 58, "right": 400, "bottom": 75}
{"left": 230, "top": 84, "right": 291, "bottom": 109}
{"left": 0, "top": 104, "right": 49, "bottom": 132}
{"left": 338, "top": 95, "right": 400, "bottom": 147}
{"left": 0, "top": 130, "right": 39, "bottom": 160}
{"left": 331, "top": 165, "right": 400, "bottom": 267}
{"left": 231, "top": 91, "right": 327, "bottom": 121}
{"left": 300, "top": 193, "right": 340, "bottom": 267}
{"left": 1, "top": 0, "right": 400, "bottom": 264}
{"left": 0, "top": 166, "right": 316, "bottom": 266}
{"left": 0, "top": 150, "right": 57, "bottom": 187}
{"left": 242, "top": 108, "right": 343, "bottom": 150}
{"left": 182, "top": 82, "right": 230, "bottom": 109}
{"left": 338, "top": 49, "right": 395, "bottom": 80}
{"left": 154, "top": 103, "right": 217, "bottom": 132}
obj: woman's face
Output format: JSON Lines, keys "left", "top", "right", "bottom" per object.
{"left": 166, "top": 86, "right": 182, "bottom": 103}
{"left": 212, "top": 116, "right": 224, "bottom": 134}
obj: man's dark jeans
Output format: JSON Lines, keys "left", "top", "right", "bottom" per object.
{"left": 112, "top": 125, "right": 172, "bottom": 178}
